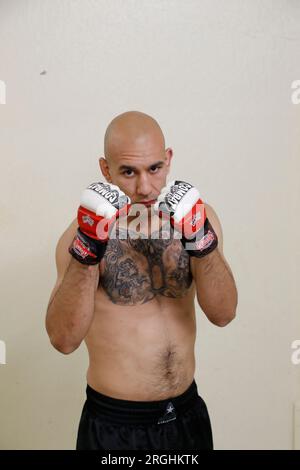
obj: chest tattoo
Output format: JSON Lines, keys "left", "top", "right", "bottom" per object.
{"left": 99, "top": 226, "right": 193, "bottom": 305}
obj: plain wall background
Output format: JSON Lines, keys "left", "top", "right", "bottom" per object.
{"left": 0, "top": 0, "right": 299, "bottom": 449}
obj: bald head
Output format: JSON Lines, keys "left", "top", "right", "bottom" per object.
{"left": 99, "top": 111, "right": 172, "bottom": 202}
{"left": 104, "top": 111, "right": 165, "bottom": 162}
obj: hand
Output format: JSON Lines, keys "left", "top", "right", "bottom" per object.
{"left": 69, "top": 182, "right": 131, "bottom": 265}
{"left": 154, "top": 180, "right": 218, "bottom": 258}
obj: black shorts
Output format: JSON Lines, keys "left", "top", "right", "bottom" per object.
{"left": 76, "top": 379, "right": 213, "bottom": 450}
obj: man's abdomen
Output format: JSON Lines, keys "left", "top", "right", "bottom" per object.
{"left": 85, "top": 295, "right": 197, "bottom": 401}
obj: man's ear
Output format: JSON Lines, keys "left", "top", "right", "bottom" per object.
{"left": 99, "top": 157, "right": 112, "bottom": 183}
{"left": 165, "top": 148, "right": 173, "bottom": 173}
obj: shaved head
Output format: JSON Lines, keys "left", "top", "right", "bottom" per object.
{"left": 99, "top": 110, "right": 173, "bottom": 205}
{"left": 104, "top": 111, "right": 165, "bottom": 162}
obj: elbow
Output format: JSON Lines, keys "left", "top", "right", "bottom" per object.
{"left": 48, "top": 335, "right": 80, "bottom": 355}
{"left": 215, "top": 310, "right": 237, "bottom": 327}
{"left": 200, "top": 299, "right": 237, "bottom": 328}
{"left": 210, "top": 292, "right": 238, "bottom": 327}
{"left": 45, "top": 319, "right": 80, "bottom": 355}
{"left": 203, "top": 304, "right": 237, "bottom": 327}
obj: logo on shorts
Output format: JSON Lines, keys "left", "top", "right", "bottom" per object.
{"left": 157, "top": 401, "right": 177, "bottom": 425}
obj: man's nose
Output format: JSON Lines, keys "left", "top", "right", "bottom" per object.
{"left": 136, "top": 174, "right": 151, "bottom": 197}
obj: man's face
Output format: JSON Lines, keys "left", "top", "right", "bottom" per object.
{"left": 100, "top": 141, "right": 173, "bottom": 205}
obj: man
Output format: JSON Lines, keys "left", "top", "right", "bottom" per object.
{"left": 46, "top": 110, "right": 238, "bottom": 450}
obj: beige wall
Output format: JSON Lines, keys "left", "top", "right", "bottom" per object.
{"left": 0, "top": 0, "right": 299, "bottom": 449}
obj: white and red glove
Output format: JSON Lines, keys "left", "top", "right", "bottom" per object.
{"left": 69, "top": 182, "right": 131, "bottom": 265}
{"left": 154, "top": 180, "right": 218, "bottom": 258}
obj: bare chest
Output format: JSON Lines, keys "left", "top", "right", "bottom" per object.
{"left": 98, "top": 229, "right": 193, "bottom": 306}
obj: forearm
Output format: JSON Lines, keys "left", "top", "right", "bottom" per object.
{"left": 46, "top": 258, "right": 99, "bottom": 353}
{"left": 191, "top": 248, "right": 238, "bottom": 326}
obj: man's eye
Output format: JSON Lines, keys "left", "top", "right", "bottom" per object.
{"left": 150, "top": 166, "right": 161, "bottom": 173}
{"left": 122, "top": 170, "right": 134, "bottom": 176}
{"left": 122, "top": 166, "right": 161, "bottom": 177}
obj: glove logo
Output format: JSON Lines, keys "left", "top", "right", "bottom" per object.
{"left": 82, "top": 215, "right": 94, "bottom": 226}
{"left": 190, "top": 212, "right": 202, "bottom": 227}
{"left": 72, "top": 237, "right": 96, "bottom": 260}
{"left": 73, "top": 238, "right": 88, "bottom": 258}
{"left": 164, "top": 181, "right": 193, "bottom": 211}
{"left": 194, "top": 230, "right": 215, "bottom": 251}
{"left": 88, "top": 182, "right": 119, "bottom": 204}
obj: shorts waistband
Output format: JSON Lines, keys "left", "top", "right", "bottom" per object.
{"left": 85, "top": 379, "right": 199, "bottom": 425}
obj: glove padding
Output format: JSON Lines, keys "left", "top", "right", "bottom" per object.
{"left": 69, "top": 182, "right": 131, "bottom": 265}
{"left": 154, "top": 180, "right": 218, "bottom": 258}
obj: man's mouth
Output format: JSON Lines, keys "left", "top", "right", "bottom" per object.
{"left": 135, "top": 199, "right": 157, "bottom": 206}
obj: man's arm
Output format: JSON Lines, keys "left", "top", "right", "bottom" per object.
{"left": 190, "top": 204, "right": 238, "bottom": 327}
{"left": 45, "top": 219, "right": 99, "bottom": 354}
{"left": 45, "top": 181, "right": 130, "bottom": 354}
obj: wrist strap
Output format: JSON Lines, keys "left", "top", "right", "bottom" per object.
{"left": 68, "top": 228, "right": 107, "bottom": 265}
{"left": 181, "top": 218, "right": 218, "bottom": 258}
